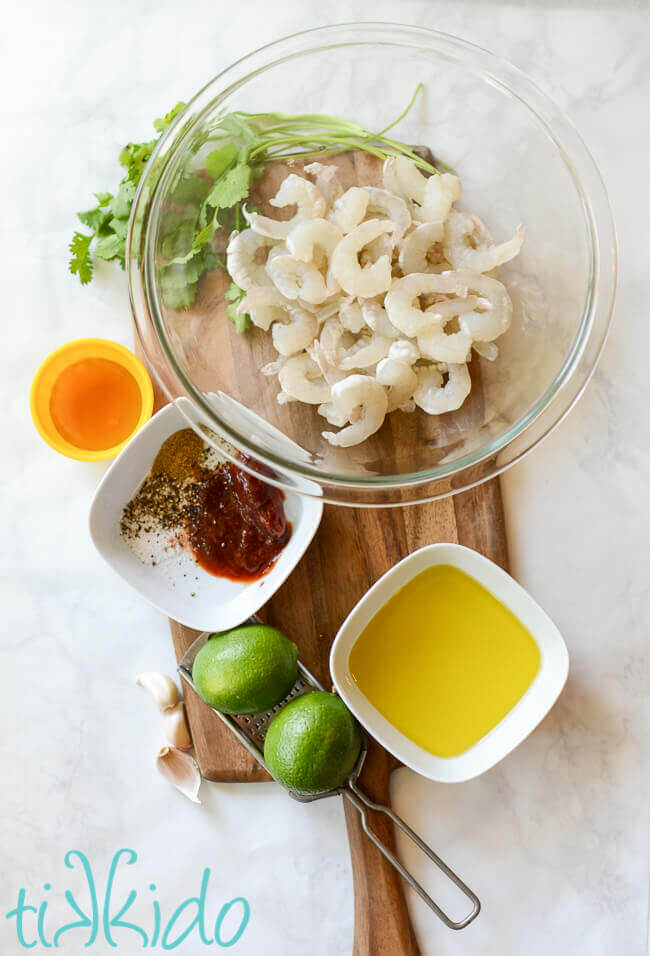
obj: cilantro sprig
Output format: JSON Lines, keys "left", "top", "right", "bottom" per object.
{"left": 69, "top": 102, "right": 186, "bottom": 283}
{"left": 70, "top": 86, "right": 447, "bottom": 330}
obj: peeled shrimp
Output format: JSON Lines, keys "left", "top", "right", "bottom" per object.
{"left": 266, "top": 251, "right": 329, "bottom": 305}
{"left": 322, "top": 375, "right": 388, "bottom": 447}
{"left": 271, "top": 306, "right": 318, "bottom": 356}
{"left": 286, "top": 218, "right": 342, "bottom": 263}
{"left": 360, "top": 300, "right": 401, "bottom": 339}
{"left": 329, "top": 220, "right": 396, "bottom": 298}
{"left": 245, "top": 175, "right": 327, "bottom": 239}
{"left": 237, "top": 287, "right": 289, "bottom": 331}
{"left": 339, "top": 299, "right": 365, "bottom": 333}
{"left": 328, "top": 187, "right": 369, "bottom": 233}
{"left": 277, "top": 353, "right": 331, "bottom": 405}
{"left": 419, "top": 173, "right": 461, "bottom": 223}
{"left": 383, "top": 158, "right": 460, "bottom": 224}
{"left": 317, "top": 316, "right": 347, "bottom": 365}
{"left": 398, "top": 222, "right": 445, "bottom": 274}
{"left": 454, "top": 270, "right": 514, "bottom": 342}
{"left": 444, "top": 211, "right": 525, "bottom": 273}
{"left": 304, "top": 162, "right": 343, "bottom": 208}
{"left": 362, "top": 187, "right": 411, "bottom": 242}
{"left": 270, "top": 174, "right": 327, "bottom": 220}
{"left": 383, "top": 156, "right": 428, "bottom": 206}
{"left": 339, "top": 333, "right": 393, "bottom": 371}
{"left": 226, "top": 230, "right": 276, "bottom": 290}
{"left": 385, "top": 272, "right": 471, "bottom": 338}
{"left": 414, "top": 363, "right": 471, "bottom": 415}
{"left": 416, "top": 295, "right": 482, "bottom": 363}
{"left": 417, "top": 324, "right": 472, "bottom": 364}
{"left": 376, "top": 340, "right": 419, "bottom": 412}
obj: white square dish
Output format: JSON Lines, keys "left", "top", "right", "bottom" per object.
{"left": 330, "top": 543, "right": 569, "bottom": 783}
{"left": 89, "top": 400, "right": 323, "bottom": 631}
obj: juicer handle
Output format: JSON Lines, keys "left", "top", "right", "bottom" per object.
{"left": 343, "top": 778, "right": 481, "bottom": 931}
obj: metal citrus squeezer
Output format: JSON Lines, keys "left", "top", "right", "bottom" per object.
{"left": 178, "top": 629, "right": 481, "bottom": 931}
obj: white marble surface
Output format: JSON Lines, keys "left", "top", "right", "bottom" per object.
{"left": 2, "top": 1, "right": 648, "bottom": 953}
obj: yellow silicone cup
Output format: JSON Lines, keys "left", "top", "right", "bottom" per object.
{"left": 30, "top": 338, "right": 155, "bottom": 461}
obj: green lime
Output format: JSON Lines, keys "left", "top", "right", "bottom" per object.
{"left": 192, "top": 624, "right": 298, "bottom": 715}
{"left": 264, "top": 691, "right": 363, "bottom": 795}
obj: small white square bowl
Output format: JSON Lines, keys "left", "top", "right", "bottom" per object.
{"left": 330, "top": 543, "right": 569, "bottom": 783}
{"left": 89, "top": 400, "right": 322, "bottom": 631}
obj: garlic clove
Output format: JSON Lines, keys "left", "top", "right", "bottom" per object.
{"left": 135, "top": 672, "right": 180, "bottom": 712}
{"left": 156, "top": 746, "right": 201, "bottom": 803}
{"left": 164, "top": 702, "right": 193, "bottom": 751}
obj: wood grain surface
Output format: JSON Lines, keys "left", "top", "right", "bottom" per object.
{"left": 139, "top": 152, "right": 509, "bottom": 954}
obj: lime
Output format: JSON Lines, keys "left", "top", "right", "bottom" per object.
{"left": 192, "top": 624, "right": 298, "bottom": 714}
{"left": 264, "top": 691, "right": 363, "bottom": 795}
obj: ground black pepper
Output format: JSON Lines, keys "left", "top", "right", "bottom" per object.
{"left": 120, "top": 429, "right": 291, "bottom": 579}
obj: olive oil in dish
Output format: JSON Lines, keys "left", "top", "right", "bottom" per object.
{"left": 348, "top": 565, "right": 541, "bottom": 758}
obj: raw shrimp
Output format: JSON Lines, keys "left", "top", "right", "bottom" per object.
{"left": 304, "top": 162, "right": 343, "bottom": 208}
{"left": 295, "top": 295, "right": 345, "bottom": 325}
{"left": 243, "top": 208, "right": 293, "bottom": 241}
{"left": 322, "top": 375, "right": 388, "bottom": 447}
{"left": 414, "top": 363, "right": 471, "bottom": 415}
{"left": 271, "top": 306, "right": 318, "bottom": 356}
{"left": 286, "top": 218, "right": 342, "bottom": 263}
{"left": 360, "top": 300, "right": 401, "bottom": 339}
{"left": 376, "top": 340, "right": 420, "bottom": 412}
{"left": 328, "top": 187, "right": 369, "bottom": 233}
{"left": 339, "top": 333, "right": 393, "bottom": 371}
{"left": 383, "top": 158, "right": 460, "bottom": 224}
{"left": 308, "top": 342, "right": 346, "bottom": 387}
{"left": 329, "top": 220, "right": 396, "bottom": 298}
{"left": 237, "top": 287, "right": 289, "bottom": 331}
{"left": 417, "top": 294, "right": 481, "bottom": 363}
{"left": 245, "top": 174, "right": 327, "bottom": 239}
{"left": 226, "top": 229, "right": 276, "bottom": 290}
{"left": 318, "top": 316, "right": 347, "bottom": 365}
{"left": 362, "top": 187, "right": 411, "bottom": 242}
{"left": 454, "top": 270, "right": 513, "bottom": 342}
{"left": 385, "top": 273, "right": 471, "bottom": 338}
{"left": 270, "top": 174, "right": 327, "bottom": 219}
{"left": 417, "top": 324, "right": 472, "bottom": 364}
{"left": 339, "top": 299, "right": 365, "bottom": 333}
{"left": 359, "top": 233, "right": 393, "bottom": 269}
{"left": 266, "top": 251, "right": 329, "bottom": 305}
{"left": 472, "top": 340, "right": 499, "bottom": 361}
{"left": 444, "top": 211, "right": 525, "bottom": 273}
{"left": 383, "top": 156, "right": 428, "bottom": 205}
{"left": 398, "top": 222, "right": 445, "bottom": 274}
{"left": 419, "top": 173, "right": 461, "bottom": 223}
{"left": 277, "top": 353, "right": 331, "bottom": 405}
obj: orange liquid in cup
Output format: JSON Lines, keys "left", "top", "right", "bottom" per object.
{"left": 49, "top": 357, "right": 143, "bottom": 451}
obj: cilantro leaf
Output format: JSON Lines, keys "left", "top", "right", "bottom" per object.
{"left": 77, "top": 207, "right": 107, "bottom": 231}
{"left": 224, "top": 280, "right": 243, "bottom": 302}
{"left": 204, "top": 142, "right": 238, "bottom": 179}
{"left": 94, "top": 234, "right": 124, "bottom": 261}
{"left": 110, "top": 181, "right": 136, "bottom": 219}
{"left": 94, "top": 192, "right": 113, "bottom": 206}
{"left": 205, "top": 163, "right": 251, "bottom": 210}
{"left": 153, "top": 101, "right": 186, "bottom": 133}
{"left": 226, "top": 300, "right": 251, "bottom": 333}
{"left": 69, "top": 233, "right": 94, "bottom": 284}
{"left": 224, "top": 281, "right": 251, "bottom": 331}
{"left": 109, "top": 217, "right": 129, "bottom": 240}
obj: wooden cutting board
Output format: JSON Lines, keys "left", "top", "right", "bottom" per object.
{"left": 141, "top": 151, "right": 509, "bottom": 954}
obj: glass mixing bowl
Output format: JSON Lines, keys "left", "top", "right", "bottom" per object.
{"left": 128, "top": 23, "right": 616, "bottom": 506}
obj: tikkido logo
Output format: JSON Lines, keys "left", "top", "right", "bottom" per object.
{"left": 5, "top": 849, "right": 250, "bottom": 949}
